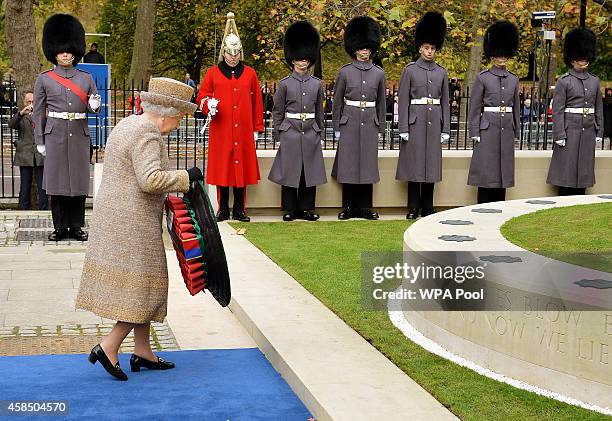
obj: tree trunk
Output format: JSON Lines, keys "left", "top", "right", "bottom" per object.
{"left": 5, "top": 0, "right": 41, "bottom": 209}
{"left": 128, "top": 0, "right": 156, "bottom": 88}
{"left": 464, "top": 0, "right": 491, "bottom": 93}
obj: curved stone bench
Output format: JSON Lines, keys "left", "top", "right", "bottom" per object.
{"left": 398, "top": 194, "right": 612, "bottom": 413}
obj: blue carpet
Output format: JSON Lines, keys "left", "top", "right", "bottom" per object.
{"left": 0, "top": 348, "right": 311, "bottom": 420}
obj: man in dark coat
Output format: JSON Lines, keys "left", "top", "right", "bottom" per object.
{"left": 269, "top": 21, "right": 326, "bottom": 221}
{"left": 396, "top": 11, "right": 450, "bottom": 219}
{"left": 8, "top": 91, "right": 48, "bottom": 210}
{"left": 547, "top": 28, "right": 603, "bottom": 195}
{"left": 332, "top": 16, "right": 386, "bottom": 220}
{"left": 83, "top": 43, "right": 105, "bottom": 64}
{"left": 467, "top": 21, "right": 520, "bottom": 204}
{"left": 34, "top": 14, "right": 101, "bottom": 241}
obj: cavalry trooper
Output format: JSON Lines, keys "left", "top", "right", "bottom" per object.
{"left": 196, "top": 12, "right": 264, "bottom": 222}
{"left": 547, "top": 28, "right": 603, "bottom": 196}
{"left": 269, "top": 21, "right": 326, "bottom": 221}
{"left": 396, "top": 11, "right": 450, "bottom": 219}
{"left": 467, "top": 21, "right": 520, "bottom": 204}
{"left": 33, "top": 14, "right": 101, "bottom": 241}
{"left": 332, "top": 16, "right": 386, "bottom": 220}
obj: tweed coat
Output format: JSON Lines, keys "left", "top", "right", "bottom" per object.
{"left": 331, "top": 61, "right": 386, "bottom": 184}
{"left": 33, "top": 65, "right": 98, "bottom": 196}
{"left": 396, "top": 58, "right": 450, "bottom": 182}
{"left": 8, "top": 112, "right": 45, "bottom": 167}
{"left": 268, "top": 71, "right": 327, "bottom": 188}
{"left": 547, "top": 69, "right": 604, "bottom": 188}
{"left": 76, "top": 115, "right": 190, "bottom": 323}
{"left": 467, "top": 66, "right": 520, "bottom": 188}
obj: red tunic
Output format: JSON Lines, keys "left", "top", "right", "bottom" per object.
{"left": 197, "top": 64, "right": 264, "bottom": 187}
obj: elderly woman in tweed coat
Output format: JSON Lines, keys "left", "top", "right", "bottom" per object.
{"left": 76, "top": 77, "right": 203, "bottom": 381}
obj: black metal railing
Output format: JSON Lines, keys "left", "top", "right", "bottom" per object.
{"left": 1, "top": 78, "right": 610, "bottom": 199}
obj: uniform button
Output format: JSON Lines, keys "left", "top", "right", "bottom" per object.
{"left": 428, "top": 80, "right": 432, "bottom": 83}
{"left": 501, "top": 128, "right": 505, "bottom": 130}
{"left": 234, "top": 105, "right": 237, "bottom": 109}
{"left": 501, "top": 114, "right": 505, "bottom": 117}
{"left": 428, "top": 94, "right": 432, "bottom": 97}
{"left": 362, "top": 94, "right": 365, "bottom": 98}
{"left": 501, "top": 100, "right": 505, "bottom": 104}
{"left": 361, "top": 122, "right": 364, "bottom": 125}
{"left": 235, "top": 160, "right": 239, "bottom": 164}
{"left": 301, "top": 131, "right": 305, "bottom": 135}
{"left": 233, "top": 88, "right": 237, "bottom": 91}
{"left": 235, "top": 123, "right": 238, "bottom": 127}
{"left": 302, "top": 92, "right": 306, "bottom": 96}
{"left": 303, "top": 106, "right": 306, "bottom": 109}
{"left": 582, "top": 128, "right": 585, "bottom": 131}
{"left": 502, "top": 87, "right": 505, "bottom": 90}
{"left": 69, "top": 102, "right": 72, "bottom": 106}
{"left": 584, "top": 88, "right": 588, "bottom": 91}
{"left": 428, "top": 122, "right": 431, "bottom": 125}
{"left": 362, "top": 81, "right": 366, "bottom": 84}
{"left": 234, "top": 142, "right": 238, "bottom": 145}
{"left": 428, "top": 107, "right": 432, "bottom": 111}
{"left": 69, "top": 133, "right": 73, "bottom": 136}
{"left": 361, "top": 108, "right": 365, "bottom": 112}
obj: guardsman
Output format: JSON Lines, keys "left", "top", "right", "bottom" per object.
{"left": 467, "top": 21, "right": 520, "bottom": 204}
{"left": 332, "top": 16, "right": 386, "bottom": 220}
{"left": 547, "top": 28, "right": 603, "bottom": 195}
{"left": 196, "top": 12, "right": 264, "bottom": 222}
{"left": 33, "top": 14, "right": 101, "bottom": 241}
{"left": 269, "top": 21, "right": 326, "bottom": 221}
{"left": 396, "top": 11, "right": 450, "bottom": 219}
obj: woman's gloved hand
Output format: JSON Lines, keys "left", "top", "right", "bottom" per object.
{"left": 187, "top": 166, "right": 203, "bottom": 183}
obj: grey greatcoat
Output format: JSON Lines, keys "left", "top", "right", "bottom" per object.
{"left": 268, "top": 72, "right": 327, "bottom": 188}
{"left": 547, "top": 69, "right": 604, "bottom": 188}
{"left": 396, "top": 58, "right": 450, "bottom": 182}
{"left": 332, "top": 61, "right": 386, "bottom": 184}
{"left": 467, "top": 66, "right": 520, "bottom": 188}
{"left": 33, "top": 66, "right": 98, "bottom": 196}
{"left": 8, "top": 112, "right": 45, "bottom": 167}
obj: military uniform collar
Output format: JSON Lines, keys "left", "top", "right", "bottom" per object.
{"left": 218, "top": 61, "right": 244, "bottom": 79}
{"left": 569, "top": 68, "right": 589, "bottom": 80}
{"left": 291, "top": 71, "right": 311, "bottom": 82}
{"left": 352, "top": 60, "right": 373, "bottom": 70}
{"left": 489, "top": 65, "right": 509, "bottom": 77}
{"left": 53, "top": 65, "right": 77, "bottom": 78}
{"left": 416, "top": 57, "right": 436, "bottom": 71}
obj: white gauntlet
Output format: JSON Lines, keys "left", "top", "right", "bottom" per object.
{"left": 335, "top": 131, "right": 340, "bottom": 140}
{"left": 555, "top": 139, "right": 566, "bottom": 147}
{"left": 441, "top": 133, "right": 450, "bottom": 144}
{"left": 37, "top": 145, "right": 46, "bottom": 156}
{"left": 400, "top": 133, "right": 409, "bottom": 141}
{"left": 88, "top": 94, "right": 102, "bottom": 112}
{"left": 471, "top": 136, "right": 481, "bottom": 143}
{"left": 207, "top": 97, "right": 219, "bottom": 117}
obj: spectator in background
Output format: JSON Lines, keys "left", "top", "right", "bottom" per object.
{"left": 8, "top": 91, "right": 48, "bottom": 210}
{"left": 385, "top": 87, "right": 394, "bottom": 121}
{"left": 128, "top": 93, "right": 143, "bottom": 115}
{"left": 184, "top": 72, "right": 196, "bottom": 89}
{"left": 83, "top": 43, "right": 105, "bottom": 64}
{"left": 324, "top": 89, "right": 333, "bottom": 114}
{"left": 604, "top": 87, "right": 612, "bottom": 141}
{"left": 521, "top": 98, "right": 535, "bottom": 123}
{"left": 261, "top": 83, "right": 274, "bottom": 116}
{"left": 449, "top": 76, "right": 461, "bottom": 100}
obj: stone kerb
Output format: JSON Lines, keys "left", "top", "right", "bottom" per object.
{"left": 399, "top": 194, "right": 612, "bottom": 413}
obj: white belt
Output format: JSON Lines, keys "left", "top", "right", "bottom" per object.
{"left": 48, "top": 111, "right": 87, "bottom": 120}
{"left": 410, "top": 98, "right": 441, "bottom": 105}
{"left": 285, "top": 112, "right": 315, "bottom": 121}
{"left": 345, "top": 99, "right": 376, "bottom": 108}
{"left": 483, "top": 106, "right": 513, "bottom": 113}
{"left": 565, "top": 107, "right": 594, "bottom": 115}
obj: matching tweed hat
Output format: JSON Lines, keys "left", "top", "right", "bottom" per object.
{"left": 344, "top": 16, "right": 381, "bottom": 59}
{"left": 415, "top": 11, "right": 447, "bottom": 50}
{"left": 283, "top": 21, "right": 320, "bottom": 69}
{"left": 42, "top": 14, "right": 86, "bottom": 65}
{"left": 140, "top": 77, "right": 197, "bottom": 115}
{"left": 564, "top": 27, "right": 597, "bottom": 66}
{"left": 483, "top": 20, "right": 519, "bottom": 59}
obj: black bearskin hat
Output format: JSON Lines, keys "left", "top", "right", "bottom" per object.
{"left": 415, "top": 12, "right": 447, "bottom": 50}
{"left": 43, "top": 14, "right": 86, "bottom": 65}
{"left": 284, "top": 21, "right": 320, "bottom": 69}
{"left": 564, "top": 28, "right": 596, "bottom": 67}
{"left": 483, "top": 20, "right": 519, "bottom": 59}
{"left": 344, "top": 16, "right": 381, "bottom": 58}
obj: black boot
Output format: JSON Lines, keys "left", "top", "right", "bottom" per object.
{"left": 338, "top": 207, "right": 353, "bottom": 220}
{"left": 48, "top": 229, "right": 69, "bottom": 242}
{"left": 283, "top": 212, "right": 296, "bottom": 221}
{"left": 216, "top": 209, "right": 230, "bottom": 222}
{"left": 421, "top": 208, "right": 436, "bottom": 217}
{"left": 69, "top": 228, "right": 88, "bottom": 241}
{"left": 299, "top": 211, "right": 320, "bottom": 221}
{"left": 88, "top": 344, "right": 128, "bottom": 381}
{"left": 360, "top": 208, "right": 379, "bottom": 220}
{"left": 406, "top": 209, "right": 419, "bottom": 220}
{"left": 232, "top": 211, "right": 251, "bottom": 222}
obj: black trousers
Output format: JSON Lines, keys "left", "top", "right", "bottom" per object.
{"left": 557, "top": 186, "right": 586, "bottom": 196}
{"left": 50, "top": 195, "right": 86, "bottom": 230}
{"left": 217, "top": 186, "right": 246, "bottom": 214}
{"left": 342, "top": 183, "right": 373, "bottom": 209}
{"left": 477, "top": 187, "right": 506, "bottom": 204}
{"left": 19, "top": 166, "right": 48, "bottom": 210}
{"left": 407, "top": 182, "right": 434, "bottom": 210}
{"left": 281, "top": 168, "right": 316, "bottom": 212}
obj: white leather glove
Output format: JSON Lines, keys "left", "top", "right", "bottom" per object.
{"left": 595, "top": 137, "right": 602, "bottom": 143}
{"left": 441, "top": 133, "right": 450, "bottom": 144}
{"left": 555, "top": 139, "right": 566, "bottom": 147}
{"left": 88, "top": 94, "right": 102, "bottom": 112}
{"left": 254, "top": 132, "right": 258, "bottom": 142}
{"left": 378, "top": 133, "right": 383, "bottom": 142}
{"left": 471, "top": 136, "right": 481, "bottom": 143}
{"left": 400, "top": 133, "right": 409, "bottom": 142}
{"left": 206, "top": 97, "right": 219, "bottom": 117}
{"left": 37, "top": 145, "right": 46, "bottom": 156}
{"left": 335, "top": 131, "right": 340, "bottom": 140}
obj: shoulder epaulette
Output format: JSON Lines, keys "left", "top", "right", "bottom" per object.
{"left": 76, "top": 68, "right": 91, "bottom": 75}
{"left": 280, "top": 75, "right": 290, "bottom": 82}
{"left": 311, "top": 75, "right": 321, "bottom": 81}
{"left": 478, "top": 69, "right": 488, "bottom": 75}
{"left": 341, "top": 63, "right": 352, "bottom": 69}
{"left": 41, "top": 69, "right": 52, "bottom": 75}
{"left": 559, "top": 72, "right": 570, "bottom": 79}
{"left": 373, "top": 64, "right": 383, "bottom": 71}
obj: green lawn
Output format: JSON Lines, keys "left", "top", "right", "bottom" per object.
{"left": 501, "top": 203, "right": 612, "bottom": 273}
{"left": 230, "top": 220, "right": 608, "bottom": 421}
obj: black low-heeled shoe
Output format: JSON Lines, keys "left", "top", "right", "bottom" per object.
{"left": 130, "top": 354, "right": 175, "bottom": 372}
{"left": 88, "top": 344, "right": 128, "bottom": 381}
